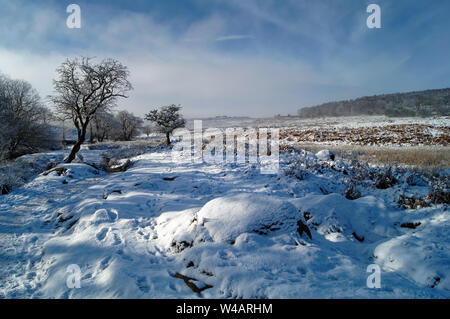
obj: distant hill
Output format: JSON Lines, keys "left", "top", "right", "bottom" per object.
{"left": 298, "top": 88, "right": 450, "bottom": 118}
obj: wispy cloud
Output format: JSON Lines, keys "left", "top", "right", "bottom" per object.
{"left": 215, "top": 34, "right": 254, "bottom": 41}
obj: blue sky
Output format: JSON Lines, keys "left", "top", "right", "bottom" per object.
{"left": 0, "top": 0, "right": 449, "bottom": 117}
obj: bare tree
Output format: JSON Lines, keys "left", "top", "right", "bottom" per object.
{"left": 91, "top": 110, "right": 118, "bottom": 142}
{"left": 142, "top": 124, "right": 154, "bottom": 138}
{"left": 145, "top": 104, "right": 185, "bottom": 145}
{"left": 50, "top": 57, "right": 132, "bottom": 163}
{"left": 0, "top": 73, "right": 54, "bottom": 160}
{"left": 113, "top": 110, "right": 143, "bottom": 141}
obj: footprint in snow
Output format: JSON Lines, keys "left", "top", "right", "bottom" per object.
{"left": 99, "top": 255, "right": 112, "bottom": 271}
{"left": 112, "top": 233, "right": 122, "bottom": 245}
{"left": 135, "top": 276, "right": 150, "bottom": 293}
{"left": 96, "top": 228, "right": 109, "bottom": 241}
{"left": 107, "top": 209, "right": 119, "bottom": 222}
{"left": 116, "top": 249, "right": 133, "bottom": 261}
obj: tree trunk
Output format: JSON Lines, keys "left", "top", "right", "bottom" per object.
{"left": 89, "top": 124, "right": 94, "bottom": 143}
{"left": 8, "top": 141, "right": 17, "bottom": 159}
{"left": 165, "top": 132, "right": 170, "bottom": 145}
{"left": 65, "top": 126, "right": 87, "bottom": 163}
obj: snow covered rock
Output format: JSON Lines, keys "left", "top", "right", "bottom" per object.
{"left": 196, "top": 194, "right": 299, "bottom": 243}
{"left": 293, "top": 194, "right": 400, "bottom": 243}
{"left": 42, "top": 163, "right": 99, "bottom": 180}
{"left": 316, "top": 149, "right": 335, "bottom": 161}
{"left": 300, "top": 149, "right": 318, "bottom": 161}
{"left": 156, "top": 194, "right": 300, "bottom": 249}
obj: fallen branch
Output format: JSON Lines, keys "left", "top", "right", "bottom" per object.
{"left": 173, "top": 273, "right": 213, "bottom": 293}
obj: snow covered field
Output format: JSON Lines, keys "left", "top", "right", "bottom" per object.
{"left": 0, "top": 142, "right": 449, "bottom": 299}
{"left": 185, "top": 116, "right": 450, "bottom": 148}
{"left": 249, "top": 115, "right": 450, "bottom": 130}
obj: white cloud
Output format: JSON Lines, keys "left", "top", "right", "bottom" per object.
{"left": 0, "top": 44, "right": 328, "bottom": 118}
{"left": 0, "top": 48, "right": 64, "bottom": 100}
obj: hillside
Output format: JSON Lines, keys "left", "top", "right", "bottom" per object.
{"left": 298, "top": 88, "right": 450, "bottom": 118}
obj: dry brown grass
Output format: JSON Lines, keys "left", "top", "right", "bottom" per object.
{"left": 292, "top": 143, "right": 450, "bottom": 173}
{"left": 280, "top": 124, "right": 450, "bottom": 146}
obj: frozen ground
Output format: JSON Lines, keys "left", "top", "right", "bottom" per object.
{"left": 0, "top": 145, "right": 449, "bottom": 298}
{"left": 248, "top": 115, "right": 450, "bottom": 130}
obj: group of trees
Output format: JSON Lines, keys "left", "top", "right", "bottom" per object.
{"left": 1, "top": 56, "right": 185, "bottom": 163}
{"left": 86, "top": 110, "right": 144, "bottom": 143}
{"left": 298, "top": 88, "right": 450, "bottom": 118}
{"left": 0, "top": 74, "right": 55, "bottom": 161}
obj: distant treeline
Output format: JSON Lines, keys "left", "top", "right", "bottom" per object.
{"left": 298, "top": 88, "right": 450, "bottom": 118}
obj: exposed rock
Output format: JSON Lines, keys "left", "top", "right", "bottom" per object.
{"left": 344, "top": 184, "right": 361, "bottom": 200}
{"left": 171, "top": 240, "right": 193, "bottom": 253}
{"left": 430, "top": 276, "right": 441, "bottom": 288}
{"left": 352, "top": 232, "right": 365, "bottom": 242}
{"left": 427, "top": 189, "right": 450, "bottom": 205}
{"left": 43, "top": 167, "right": 68, "bottom": 176}
{"left": 374, "top": 169, "right": 397, "bottom": 189}
{"left": 57, "top": 215, "right": 73, "bottom": 223}
{"left": 253, "top": 222, "right": 283, "bottom": 235}
{"left": 303, "top": 211, "right": 313, "bottom": 222}
{"left": 103, "top": 189, "right": 122, "bottom": 200}
{"left": 104, "top": 159, "right": 132, "bottom": 173}
{"left": 400, "top": 222, "right": 421, "bottom": 229}
{"left": 398, "top": 195, "right": 429, "bottom": 209}
{"left": 406, "top": 174, "right": 427, "bottom": 187}
{"left": 297, "top": 220, "right": 312, "bottom": 240}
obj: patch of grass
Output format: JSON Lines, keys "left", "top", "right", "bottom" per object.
{"left": 293, "top": 143, "right": 450, "bottom": 173}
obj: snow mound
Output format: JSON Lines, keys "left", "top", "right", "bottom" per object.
{"left": 34, "top": 163, "right": 100, "bottom": 184}
{"left": 54, "top": 163, "right": 100, "bottom": 179}
{"left": 155, "top": 194, "right": 300, "bottom": 251}
{"left": 79, "top": 208, "right": 119, "bottom": 227}
{"left": 316, "top": 149, "right": 335, "bottom": 161}
{"left": 197, "top": 194, "right": 299, "bottom": 242}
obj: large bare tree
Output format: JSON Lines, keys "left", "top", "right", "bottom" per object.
{"left": 145, "top": 105, "right": 185, "bottom": 145}
{"left": 50, "top": 57, "right": 132, "bottom": 163}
